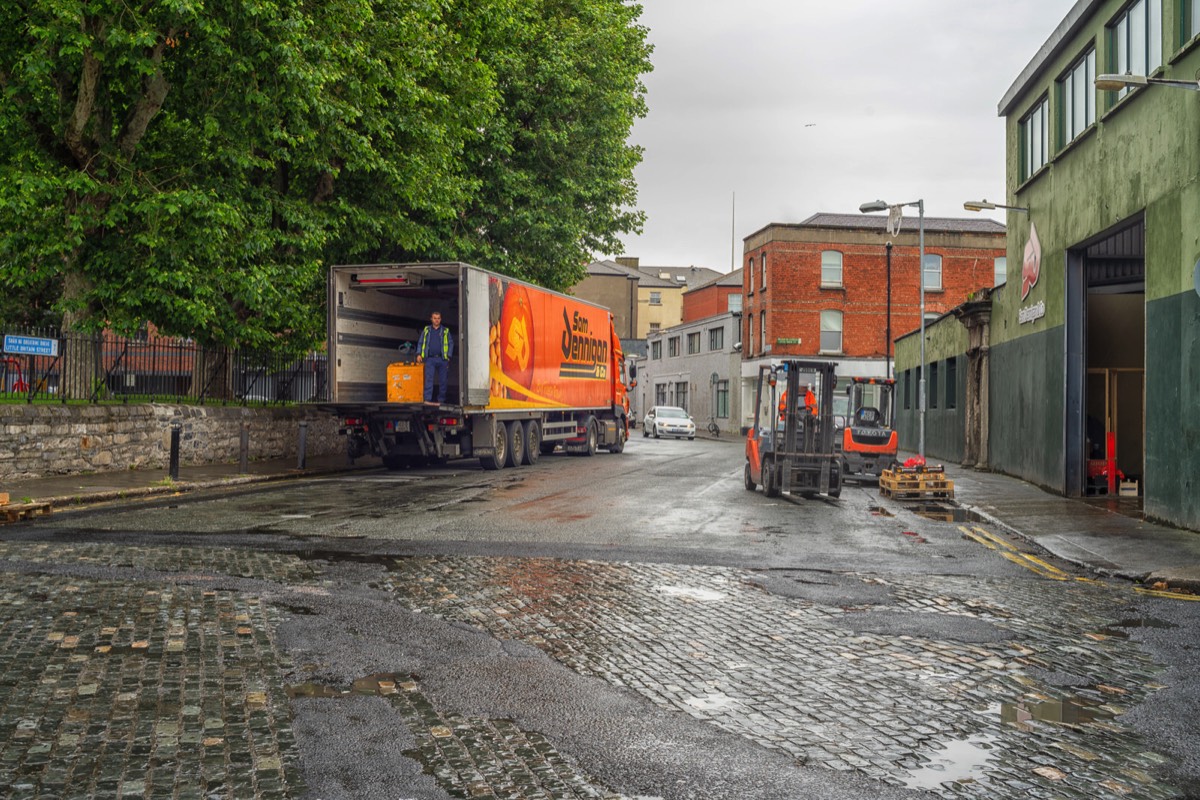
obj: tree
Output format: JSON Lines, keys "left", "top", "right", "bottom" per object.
{"left": 0, "top": 0, "right": 494, "bottom": 350}
{"left": 394, "top": 0, "right": 653, "bottom": 291}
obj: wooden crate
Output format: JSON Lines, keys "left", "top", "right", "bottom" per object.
{"left": 1, "top": 501, "right": 52, "bottom": 524}
{"left": 879, "top": 468, "right": 955, "bottom": 500}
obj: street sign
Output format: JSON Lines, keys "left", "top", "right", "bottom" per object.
{"left": 3, "top": 335, "right": 58, "bottom": 357}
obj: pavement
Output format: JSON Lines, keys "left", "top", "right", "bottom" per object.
{"left": 2, "top": 444, "right": 1200, "bottom": 593}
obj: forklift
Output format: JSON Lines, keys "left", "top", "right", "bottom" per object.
{"left": 837, "top": 377, "right": 899, "bottom": 478}
{"left": 744, "top": 360, "right": 842, "bottom": 499}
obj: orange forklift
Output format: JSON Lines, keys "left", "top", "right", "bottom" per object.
{"left": 744, "top": 360, "right": 842, "bottom": 499}
{"left": 837, "top": 377, "right": 899, "bottom": 478}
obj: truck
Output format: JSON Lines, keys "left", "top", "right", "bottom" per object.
{"left": 325, "top": 262, "right": 632, "bottom": 470}
{"left": 743, "top": 360, "right": 842, "bottom": 499}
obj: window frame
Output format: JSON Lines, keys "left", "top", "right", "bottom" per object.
{"left": 716, "top": 380, "right": 729, "bottom": 419}
{"left": 747, "top": 315, "right": 755, "bottom": 356}
{"left": 686, "top": 331, "right": 701, "bottom": 355}
{"left": 708, "top": 326, "right": 724, "bottom": 351}
{"left": 759, "top": 310, "right": 767, "bottom": 352}
{"left": 946, "top": 357, "right": 958, "bottom": 410}
{"left": 819, "top": 309, "right": 843, "bottom": 354}
{"left": 1020, "top": 95, "right": 1049, "bottom": 182}
{"left": 1107, "top": 0, "right": 1162, "bottom": 102}
{"left": 821, "top": 250, "right": 844, "bottom": 287}
{"left": 994, "top": 256, "right": 1008, "bottom": 287}
{"left": 668, "top": 336, "right": 680, "bottom": 357}
{"left": 747, "top": 256, "right": 755, "bottom": 294}
{"left": 760, "top": 252, "right": 767, "bottom": 290}
{"left": 929, "top": 360, "right": 940, "bottom": 410}
{"left": 922, "top": 253, "right": 943, "bottom": 292}
{"left": 650, "top": 340, "right": 662, "bottom": 360}
{"left": 1058, "top": 47, "right": 1096, "bottom": 147}
{"left": 1186, "top": 0, "right": 1200, "bottom": 44}
{"left": 649, "top": 291, "right": 662, "bottom": 306}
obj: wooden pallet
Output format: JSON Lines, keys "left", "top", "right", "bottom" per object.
{"left": 0, "top": 502, "right": 52, "bottom": 523}
{"left": 879, "top": 468, "right": 955, "bottom": 500}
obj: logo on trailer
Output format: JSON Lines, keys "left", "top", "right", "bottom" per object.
{"left": 560, "top": 309, "right": 608, "bottom": 379}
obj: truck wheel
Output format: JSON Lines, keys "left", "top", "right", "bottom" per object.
{"left": 763, "top": 460, "right": 780, "bottom": 498}
{"left": 743, "top": 460, "right": 756, "bottom": 491}
{"left": 522, "top": 421, "right": 541, "bottom": 465}
{"left": 382, "top": 454, "right": 409, "bottom": 471}
{"left": 572, "top": 416, "right": 599, "bottom": 457}
{"left": 607, "top": 423, "right": 625, "bottom": 454}
{"left": 505, "top": 420, "right": 525, "bottom": 468}
{"left": 479, "top": 421, "right": 507, "bottom": 470}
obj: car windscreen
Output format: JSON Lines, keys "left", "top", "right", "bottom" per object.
{"left": 658, "top": 408, "right": 688, "bottom": 419}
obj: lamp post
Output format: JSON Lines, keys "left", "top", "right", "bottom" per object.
{"left": 1095, "top": 73, "right": 1200, "bottom": 92}
{"left": 860, "top": 198, "right": 925, "bottom": 463}
{"left": 963, "top": 199, "right": 1029, "bottom": 213}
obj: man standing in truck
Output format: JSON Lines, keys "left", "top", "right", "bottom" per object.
{"left": 417, "top": 311, "right": 453, "bottom": 405}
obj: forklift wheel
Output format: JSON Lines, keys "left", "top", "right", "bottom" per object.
{"left": 743, "top": 461, "right": 756, "bottom": 491}
{"left": 764, "top": 462, "right": 780, "bottom": 498}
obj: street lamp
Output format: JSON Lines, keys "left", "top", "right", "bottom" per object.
{"left": 1095, "top": 73, "right": 1200, "bottom": 92}
{"left": 860, "top": 198, "right": 926, "bottom": 463}
{"left": 963, "top": 199, "right": 1029, "bottom": 213}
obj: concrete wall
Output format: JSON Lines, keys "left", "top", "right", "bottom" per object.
{"left": 0, "top": 404, "right": 342, "bottom": 481}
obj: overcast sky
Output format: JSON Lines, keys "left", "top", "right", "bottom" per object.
{"left": 610, "top": 0, "right": 1078, "bottom": 271}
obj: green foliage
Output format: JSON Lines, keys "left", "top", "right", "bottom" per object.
{"left": 0, "top": 0, "right": 650, "bottom": 346}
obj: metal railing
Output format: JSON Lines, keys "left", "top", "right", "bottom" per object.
{"left": 1, "top": 328, "right": 328, "bottom": 405}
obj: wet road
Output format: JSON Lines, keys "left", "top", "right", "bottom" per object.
{"left": 2, "top": 436, "right": 1198, "bottom": 799}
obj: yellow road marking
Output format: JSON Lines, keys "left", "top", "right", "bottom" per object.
{"left": 958, "top": 525, "right": 995, "bottom": 549}
{"left": 972, "top": 526, "right": 1018, "bottom": 552}
{"left": 1134, "top": 587, "right": 1200, "bottom": 602}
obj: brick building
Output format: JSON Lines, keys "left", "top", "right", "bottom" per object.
{"left": 738, "top": 212, "right": 1006, "bottom": 430}
{"left": 682, "top": 269, "right": 744, "bottom": 323}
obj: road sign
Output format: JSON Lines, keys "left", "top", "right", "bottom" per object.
{"left": 3, "top": 335, "right": 58, "bottom": 357}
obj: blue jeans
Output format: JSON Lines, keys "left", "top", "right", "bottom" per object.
{"left": 424, "top": 357, "right": 448, "bottom": 402}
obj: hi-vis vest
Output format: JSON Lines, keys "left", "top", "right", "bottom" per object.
{"left": 419, "top": 325, "right": 452, "bottom": 359}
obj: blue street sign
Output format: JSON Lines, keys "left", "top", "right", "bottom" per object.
{"left": 3, "top": 335, "right": 58, "bottom": 357}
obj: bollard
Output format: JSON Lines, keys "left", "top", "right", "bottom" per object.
{"left": 169, "top": 421, "right": 182, "bottom": 481}
{"left": 297, "top": 420, "right": 308, "bottom": 470}
{"left": 239, "top": 422, "right": 250, "bottom": 474}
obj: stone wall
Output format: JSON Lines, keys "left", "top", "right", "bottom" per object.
{"left": 0, "top": 404, "right": 343, "bottom": 481}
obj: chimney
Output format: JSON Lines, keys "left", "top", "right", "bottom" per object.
{"left": 616, "top": 256, "right": 640, "bottom": 269}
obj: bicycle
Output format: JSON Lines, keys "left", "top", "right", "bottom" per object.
{"left": 706, "top": 417, "right": 721, "bottom": 437}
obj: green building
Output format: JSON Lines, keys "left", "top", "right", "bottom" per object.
{"left": 923, "top": 0, "right": 1200, "bottom": 531}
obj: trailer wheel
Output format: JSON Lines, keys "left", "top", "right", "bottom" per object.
{"left": 743, "top": 460, "right": 756, "bottom": 491}
{"left": 505, "top": 420, "right": 525, "bottom": 468}
{"left": 479, "top": 421, "right": 507, "bottom": 470}
{"left": 522, "top": 421, "right": 541, "bottom": 465}
{"left": 763, "top": 459, "right": 780, "bottom": 498}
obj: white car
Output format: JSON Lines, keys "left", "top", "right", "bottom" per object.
{"left": 642, "top": 406, "right": 696, "bottom": 440}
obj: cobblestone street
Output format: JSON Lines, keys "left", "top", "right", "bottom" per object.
{"left": 0, "top": 537, "right": 1188, "bottom": 799}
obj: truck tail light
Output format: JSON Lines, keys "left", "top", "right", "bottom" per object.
{"left": 437, "top": 417, "right": 460, "bottom": 427}
{"left": 343, "top": 417, "right": 364, "bottom": 427}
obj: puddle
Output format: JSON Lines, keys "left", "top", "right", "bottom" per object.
{"left": 287, "top": 672, "right": 404, "bottom": 699}
{"left": 654, "top": 585, "right": 726, "bottom": 602}
{"left": 1000, "top": 695, "right": 1114, "bottom": 728}
{"left": 902, "top": 733, "right": 998, "bottom": 789}
{"left": 911, "top": 503, "right": 986, "bottom": 523}
{"left": 1095, "top": 617, "right": 1177, "bottom": 639}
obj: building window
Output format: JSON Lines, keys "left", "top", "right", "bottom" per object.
{"left": 687, "top": 332, "right": 701, "bottom": 354}
{"left": 655, "top": 383, "right": 668, "bottom": 405}
{"left": 649, "top": 291, "right": 662, "bottom": 306}
{"left": 821, "top": 250, "right": 843, "bottom": 286}
{"left": 708, "top": 327, "right": 725, "bottom": 351}
{"left": 1187, "top": 0, "right": 1200, "bottom": 43}
{"left": 747, "top": 257, "right": 755, "bottom": 294}
{"left": 668, "top": 337, "right": 680, "bottom": 357}
{"left": 650, "top": 340, "right": 662, "bottom": 359}
{"left": 1109, "top": 0, "right": 1162, "bottom": 100}
{"left": 747, "top": 315, "right": 755, "bottom": 355}
{"left": 649, "top": 322, "right": 661, "bottom": 331}
{"left": 994, "top": 256, "right": 1007, "bottom": 287}
{"left": 820, "top": 310, "right": 843, "bottom": 353}
{"left": 675, "top": 381, "right": 688, "bottom": 411}
{"left": 929, "top": 361, "right": 939, "bottom": 410}
{"left": 760, "top": 252, "right": 767, "bottom": 290}
{"left": 1059, "top": 48, "right": 1096, "bottom": 148}
{"left": 1020, "top": 96, "right": 1049, "bottom": 181}
{"left": 716, "top": 380, "right": 729, "bottom": 418}
{"left": 903, "top": 369, "right": 911, "bottom": 410}
{"left": 923, "top": 254, "right": 943, "bottom": 292}
{"left": 759, "top": 310, "right": 767, "bottom": 352}
{"left": 727, "top": 294, "right": 743, "bottom": 314}
{"left": 946, "top": 357, "right": 958, "bottom": 410}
